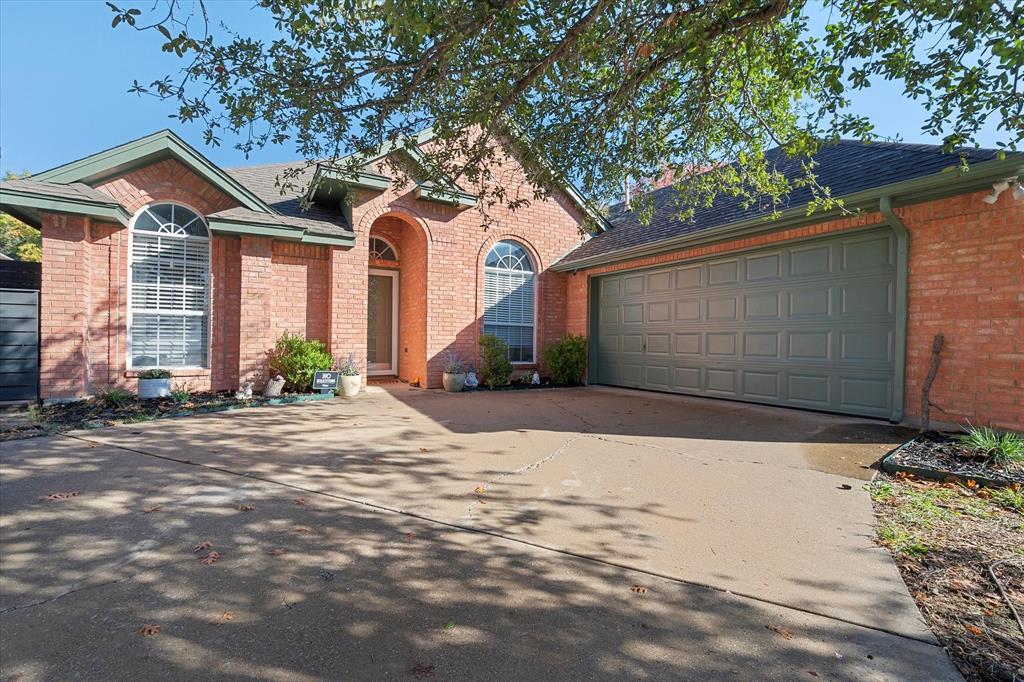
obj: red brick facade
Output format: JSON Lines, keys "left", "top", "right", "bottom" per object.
{"left": 563, "top": 189, "right": 1023, "bottom": 430}
{"left": 32, "top": 143, "right": 1022, "bottom": 431}
{"left": 37, "top": 144, "right": 586, "bottom": 397}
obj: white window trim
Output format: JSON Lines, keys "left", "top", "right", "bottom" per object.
{"left": 369, "top": 234, "right": 399, "bottom": 261}
{"left": 126, "top": 201, "right": 212, "bottom": 371}
{"left": 483, "top": 240, "right": 538, "bottom": 365}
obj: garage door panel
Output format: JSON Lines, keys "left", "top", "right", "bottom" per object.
{"left": 706, "top": 333, "right": 737, "bottom": 357}
{"left": 745, "top": 253, "right": 782, "bottom": 281}
{"left": 708, "top": 260, "right": 739, "bottom": 285}
{"left": 790, "top": 245, "right": 832, "bottom": 276}
{"left": 745, "top": 292, "right": 781, "bottom": 320}
{"left": 743, "top": 371, "right": 780, "bottom": 399}
{"left": 707, "top": 369, "right": 737, "bottom": 394}
{"left": 675, "top": 266, "right": 702, "bottom": 289}
{"left": 593, "top": 228, "right": 896, "bottom": 418}
{"left": 707, "top": 297, "right": 738, "bottom": 320}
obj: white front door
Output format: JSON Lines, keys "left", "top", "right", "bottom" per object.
{"left": 367, "top": 269, "right": 398, "bottom": 375}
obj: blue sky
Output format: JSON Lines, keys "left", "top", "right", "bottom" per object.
{"left": 0, "top": 0, "right": 1006, "bottom": 175}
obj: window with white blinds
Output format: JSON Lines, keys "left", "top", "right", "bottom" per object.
{"left": 483, "top": 240, "right": 535, "bottom": 363}
{"left": 129, "top": 204, "right": 210, "bottom": 368}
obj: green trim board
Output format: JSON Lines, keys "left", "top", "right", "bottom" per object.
{"left": 207, "top": 216, "right": 355, "bottom": 246}
{"left": 552, "top": 155, "right": 1024, "bottom": 272}
{"left": 414, "top": 181, "right": 478, "bottom": 207}
{"left": 880, "top": 196, "right": 910, "bottom": 423}
{"left": 0, "top": 187, "right": 132, "bottom": 226}
{"left": 34, "top": 130, "right": 276, "bottom": 214}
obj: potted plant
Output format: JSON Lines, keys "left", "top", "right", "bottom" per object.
{"left": 338, "top": 354, "right": 361, "bottom": 397}
{"left": 442, "top": 350, "right": 467, "bottom": 392}
{"left": 137, "top": 369, "right": 172, "bottom": 399}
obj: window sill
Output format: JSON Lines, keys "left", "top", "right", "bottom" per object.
{"left": 125, "top": 368, "right": 211, "bottom": 379}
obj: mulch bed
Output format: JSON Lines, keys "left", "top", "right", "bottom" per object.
{"left": 0, "top": 391, "right": 322, "bottom": 441}
{"left": 871, "top": 473, "right": 1024, "bottom": 681}
{"left": 885, "top": 431, "right": 1024, "bottom": 487}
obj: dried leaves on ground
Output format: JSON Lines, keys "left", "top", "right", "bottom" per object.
{"left": 870, "top": 473, "right": 1024, "bottom": 681}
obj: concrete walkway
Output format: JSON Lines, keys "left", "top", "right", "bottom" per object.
{"left": 0, "top": 386, "right": 961, "bottom": 680}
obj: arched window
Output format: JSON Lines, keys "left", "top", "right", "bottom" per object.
{"left": 128, "top": 203, "right": 210, "bottom": 368}
{"left": 368, "top": 236, "right": 398, "bottom": 261}
{"left": 483, "top": 240, "right": 535, "bottom": 363}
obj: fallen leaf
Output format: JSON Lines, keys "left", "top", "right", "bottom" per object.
{"left": 237, "top": 504, "right": 256, "bottom": 511}
{"left": 193, "top": 540, "right": 213, "bottom": 553}
{"left": 214, "top": 611, "right": 234, "bottom": 626}
{"left": 87, "top": 442, "right": 101, "bottom": 448}
{"left": 199, "top": 551, "right": 221, "bottom": 565}
{"left": 419, "top": 447, "right": 429, "bottom": 453}
{"left": 836, "top": 484, "right": 852, "bottom": 490}
{"left": 443, "top": 621, "right": 456, "bottom": 630}
{"left": 40, "top": 491, "right": 79, "bottom": 501}
{"left": 138, "top": 624, "right": 160, "bottom": 637}
{"left": 476, "top": 498, "right": 487, "bottom": 505}
{"left": 965, "top": 479, "right": 978, "bottom": 489}
{"left": 767, "top": 624, "right": 794, "bottom": 640}
{"left": 403, "top": 532, "right": 417, "bottom": 542}
{"left": 293, "top": 526, "right": 313, "bottom": 534}
{"left": 630, "top": 585, "right": 647, "bottom": 594}
{"left": 409, "top": 662, "right": 435, "bottom": 679}
{"left": 142, "top": 506, "right": 162, "bottom": 513}
{"left": 473, "top": 486, "right": 487, "bottom": 494}
{"left": 268, "top": 548, "right": 285, "bottom": 557}
{"left": 293, "top": 498, "right": 308, "bottom": 507}
{"left": 806, "top": 671, "right": 818, "bottom": 677}
{"left": 965, "top": 624, "right": 983, "bottom": 636}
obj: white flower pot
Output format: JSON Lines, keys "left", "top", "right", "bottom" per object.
{"left": 138, "top": 378, "right": 171, "bottom": 399}
{"left": 442, "top": 372, "right": 466, "bottom": 392}
{"left": 339, "top": 374, "right": 361, "bottom": 397}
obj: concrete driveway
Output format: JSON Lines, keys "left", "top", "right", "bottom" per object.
{"left": 0, "top": 386, "right": 960, "bottom": 680}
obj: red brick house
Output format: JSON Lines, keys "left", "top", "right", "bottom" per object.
{"left": 1, "top": 133, "right": 1021, "bottom": 430}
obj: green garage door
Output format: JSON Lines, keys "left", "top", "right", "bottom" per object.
{"left": 593, "top": 228, "right": 898, "bottom": 418}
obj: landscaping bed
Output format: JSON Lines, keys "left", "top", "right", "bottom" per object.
{"left": 0, "top": 391, "right": 333, "bottom": 441}
{"left": 870, "top": 473, "right": 1023, "bottom": 681}
{"left": 883, "top": 431, "right": 1024, "bottom": 487}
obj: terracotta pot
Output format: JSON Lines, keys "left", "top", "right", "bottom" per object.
{"left": 442, "top": 372, "right": 466, "bottom": 392}
{"left": 339, "top": 374, "right": 361, "bottom": 397}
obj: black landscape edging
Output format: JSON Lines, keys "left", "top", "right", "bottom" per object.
{"left": 880, "top": 436, "right": 1016, "bottom": 488}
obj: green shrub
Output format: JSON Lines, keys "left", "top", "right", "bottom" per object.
{"left": 170, "top": 382, "right": 193, "bottom": 405}
{"left": 478, "top": 334, "right": 513, "bottom": 389}
{"left": 137, "top": 368, "right": 172, "bottom": 380}
{"left": 100, "top": 388, "right": 134, "bottom": 409}
{"left": 958, "top": 424, "right": 1024, "bottom": 466}
{"left": 542, "top": 334, "right": 587, "bottom": 385}
{"left": 268, "top": 332, "right": 334, "bottom": 392}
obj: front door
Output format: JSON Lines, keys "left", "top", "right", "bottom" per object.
{"left": 367, "top": 269, "right": 398, "bottom": 375}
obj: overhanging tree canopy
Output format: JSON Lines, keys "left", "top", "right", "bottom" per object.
{"left": 109, "top": 0, "right": 1022, "bottom": 228}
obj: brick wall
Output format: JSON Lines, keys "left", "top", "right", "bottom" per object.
{"left": 270, "top": 241, "right": 331, "bottom": 344}
{"left": 563, "top": 191, "right": 1023, "bottom": 430}
{"left": 351, "top": 144, "right": 587, "bottom": 387}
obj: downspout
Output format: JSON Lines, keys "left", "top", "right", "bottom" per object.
{"left": 880, "top": 196, "right": 908, "bottom": 423}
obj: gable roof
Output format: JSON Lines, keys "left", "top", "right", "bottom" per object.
{"left": 553, "top": 141, "right": 1024, "bottom": 271}
{"left": 0, "top": 178, "right": 132, "bottom": 227}
{"left": 34, "top": 129, "right": 276, "bottom": 214}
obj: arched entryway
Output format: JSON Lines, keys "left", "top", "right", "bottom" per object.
{"left": 366, "top": 213, "right": 428, "bottom": 384}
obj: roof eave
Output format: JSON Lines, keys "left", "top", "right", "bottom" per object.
{"left": 0, "top": 187, "right": 132, "bottom": 228}
{"left": 34, "top": 130, "right": 277, "bottom": 215}
{"left": 206, "top": 215, "right": 355, "bottom": 247}
{"left": 551, "top": 155, "right": 1024, "bottom": 272}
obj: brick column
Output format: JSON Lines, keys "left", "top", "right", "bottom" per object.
{"left": 40, "top": 214, "right": 91, "bottom": 400}
{"left": 327, "top": 245, "right": 368, "bottom": 383}
{"left": 238, "top": 236, "right": 273, "bottom": 387}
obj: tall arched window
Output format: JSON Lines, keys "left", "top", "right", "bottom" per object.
{"left": 128, "top": 203, "right": 210, "bottom": 368}
{"left": 483, "top": 240, "right": 535, "bottom": 363}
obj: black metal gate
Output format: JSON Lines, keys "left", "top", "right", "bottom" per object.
{"left": 1, "top": 261, "right": 41, "bottom": 402}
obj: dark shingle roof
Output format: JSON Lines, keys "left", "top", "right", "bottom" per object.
{"left": 0, "top": 179, "right": 120, "bottom": 204}
{"left": 557, "top": 141, "right": 1014, "bottom": 267}
{"left": 222, "top": 162, "right": 352, "bottom": 237}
